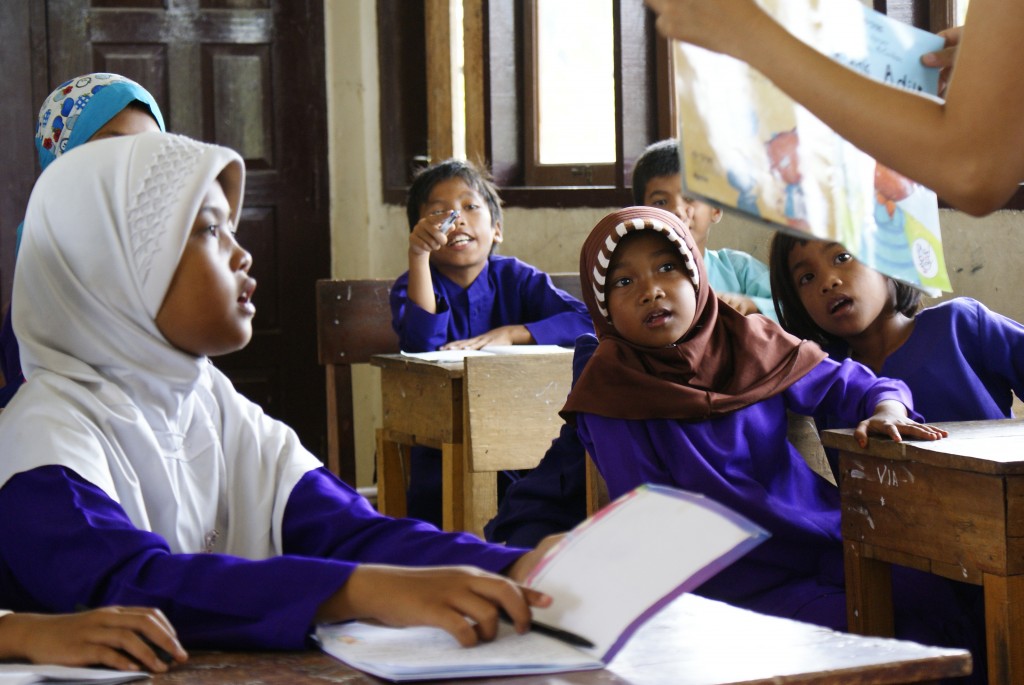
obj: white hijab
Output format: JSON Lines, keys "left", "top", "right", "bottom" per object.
{"left": 0, "top": 131, "right": 320, "bottom": 558}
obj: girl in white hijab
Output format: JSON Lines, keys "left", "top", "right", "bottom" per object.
{"left": 0, "top": 131, "right": 549, "bottom": 651}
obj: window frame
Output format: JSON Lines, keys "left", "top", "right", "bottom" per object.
{"left": 380, "top": 0, "right": 1024, "bottom": 211}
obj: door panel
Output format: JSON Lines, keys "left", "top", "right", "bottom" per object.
{"left": 1, "top": 0, "right": 330, "bottom": 462}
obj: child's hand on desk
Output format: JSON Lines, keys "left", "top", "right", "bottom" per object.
{"left": 441, "top": 324, "right": 533, "bottom": 350}
{"left": 320, "top": 565, "right": 552, "bottom": 647}
{"left": 854, "top": 399, "right": 949, "bottom": 448}
{"left": 0, "top": 607, "right": 187, "bottom": 672}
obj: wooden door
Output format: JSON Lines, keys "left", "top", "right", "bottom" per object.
{"left": 0, "top": 0, "right": 330, "bottom": 461}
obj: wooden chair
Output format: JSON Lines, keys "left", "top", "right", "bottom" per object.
{"left": 315, "top": 279, "right": 399, "bottom": 484}
{"left": 315, "top": 273, "right": 582, "bottom": 491}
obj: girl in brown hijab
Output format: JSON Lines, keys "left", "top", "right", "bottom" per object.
{"left": 562, "top": 207, "right": 983, "bottom": 673}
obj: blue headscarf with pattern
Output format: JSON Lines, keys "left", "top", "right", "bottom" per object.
{"left": 35, "top": 73, "right": 165, "bottom": 171}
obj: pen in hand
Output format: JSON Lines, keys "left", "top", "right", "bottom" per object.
{"left": 438, "top": 210, "right": 460, "bottom": 234}
{"left": 498, "top": 609, "right": 594, "bottom": 649}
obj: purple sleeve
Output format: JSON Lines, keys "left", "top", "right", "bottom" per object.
{"left": 389, "top": 271, "right": 451, "bottom": 352}
{"left": 785, "top": 358, "right": 920, "bottom": 423}
{"left": 970, "top": 299, "right": 1024, "bottom": 402}
{"left": 283, "top": 468, "right": 527, "bottom": 571}
{"left": 0, "top": 466, "right": 525, "bottom": 650}
{"left": 516, "top": 269, "right": 592, "bottom": 346}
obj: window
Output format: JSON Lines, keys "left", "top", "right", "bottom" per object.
{"left": 478, "top": 0, "right": 669, "bottom": 206}
{"left": 381, "top": 0, "right": 1021, "bottom": 210}
{"left": 378, "top": 0, "right": 670, "bottom": 207}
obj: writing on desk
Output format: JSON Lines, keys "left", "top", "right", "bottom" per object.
{"left": 878, "top": 465, "right": 900, "bottom": 487}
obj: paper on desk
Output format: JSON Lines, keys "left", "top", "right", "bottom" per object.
{"left": 400, "top": 345, "right": 572, "bottom": 363}
{"left": 316, "top": 621, "right": 602, "bottom": 681}
{"left": 0, "top": 664, "right": 148, "bottom": 684}
{"left": 316, "top": 484, "right": 767, "bottom": 680}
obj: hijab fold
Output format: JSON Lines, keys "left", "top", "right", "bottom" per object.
{"left": 562, "top": 206, "right": 826, "bottom": 421}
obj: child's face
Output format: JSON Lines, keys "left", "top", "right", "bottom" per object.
{"left": 787, "top": 240, "right": 892, "bottom": 341}
{"left": 420, "top": 176, "right": 502, "bottom": 275}
{"left": 642, "top": 173, "right": 721, "bottom": 253}
{"left": 606, "top": 231, "right": 698, "bottom": 347}
{"left": 88, "top": 107, "right": 161, "bottom": 143}
{"left": 156, "top": 178, "right": 256, "bottom": 357}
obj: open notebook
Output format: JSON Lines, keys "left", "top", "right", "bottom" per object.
{"left": 316, "top": 484, "right": 768, "bottom": 681}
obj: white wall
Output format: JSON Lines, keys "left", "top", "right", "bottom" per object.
{"left": 326, "top": 2, "right": 1024, "bottom": 485}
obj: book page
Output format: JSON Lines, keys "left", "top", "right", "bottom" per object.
{"left": 316, "top": 621, "right": 601, "bottom": 682}
{"left": 317, "top": 484, "right": 766, "bottom": 679}
{"left": 399, "top": 346, "right": 571, "bottom": 363}
{"left": 525, "top": 485, "right": 767, "bottom": 661}
{"left": 675, "top": 0, "right": 949, "bottom": 293}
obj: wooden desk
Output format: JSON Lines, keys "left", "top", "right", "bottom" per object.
{"left": 372, "top": 350, "right": 573, "bottom": 535}
{"left": 822, "top": 418, "right": 1024, "bottom": 685}
{"left": 151, "top": 594, "right": 970, "bottom": 684}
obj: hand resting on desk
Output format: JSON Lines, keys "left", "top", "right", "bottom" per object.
{"left": 314, "top": 565, "right": 552, "bottom": 647}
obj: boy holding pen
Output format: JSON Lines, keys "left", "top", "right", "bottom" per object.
{"left": 390, "top": 158, "right": 592, "bottom": 526}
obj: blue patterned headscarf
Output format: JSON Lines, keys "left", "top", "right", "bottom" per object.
{"left": 35, "top": 73, "right": 165, "bottom": 171}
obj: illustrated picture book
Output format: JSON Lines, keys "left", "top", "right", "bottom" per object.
{"left": 674, "top": 0, "right": 951, "bottom": 293}
{"left": 316, "top": 483, "right": 768, "bottom": 681}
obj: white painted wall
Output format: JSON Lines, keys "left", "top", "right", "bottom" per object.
{"left": 325, "top": 1, "right": 1024, "bottom": 485}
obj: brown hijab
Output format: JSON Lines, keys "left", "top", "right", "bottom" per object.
{"left": 562, "top": 206, "right": 826, "bottom": 421}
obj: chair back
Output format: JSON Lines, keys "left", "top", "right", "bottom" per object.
{"left": 316, "top": 279, "right": 399, "bottom": 482}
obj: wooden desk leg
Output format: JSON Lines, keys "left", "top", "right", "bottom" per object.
{"left": 983, "top": 573, "right": 1024, "bottom": 685}
{"left": 442, "top": 442, "right": 465, "bottom": 532}
{"left": 375, "top": 429, "right": 407, "bottom": 519}
{"left": 463, "top": 470, "right": 497, "bottom": 539}
{"left": 844, "top": 540, "right": 895, "bottom": 637}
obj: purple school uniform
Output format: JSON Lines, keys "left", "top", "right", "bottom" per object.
{"left": 577, "top": 357, "right": 985, "bottom": 672}
{"left": 390, "top": 254, "right": 591, "bottom": 353}
{"left": 0, "top": 466, "right": 523, "bottom": 649}
{"left": 878, "top": 297, "right": 1024, "bottom": 422}
{"left": 391, "top": 254, "right": 592, "bottom": 525}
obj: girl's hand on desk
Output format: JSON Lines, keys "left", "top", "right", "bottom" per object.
{"left": 321, "top": 565, "right": 552, "bottom": 647}
{"left": 0, "top": 607, "right": 187, "bottom": 673}
{"left": 854, "top": 400, "right": 949, "bottom": 448}
{"left": 441, "top": 325, "right": 533, "bottom": 350}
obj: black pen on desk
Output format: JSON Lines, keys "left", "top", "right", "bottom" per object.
{"left": 499, "top": 610, "right": 594, "bottom": 649}
{"left": 75, "top": 603, "right": 176, "bottom": 665}
{"left": 438, "top": 209, "right": 460, "bottom": 235}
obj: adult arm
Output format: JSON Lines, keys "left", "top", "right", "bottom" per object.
{"left": 645, "top": 0, "right": 1024, "bottom": 215}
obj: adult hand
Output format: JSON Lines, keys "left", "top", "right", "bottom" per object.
{"left": 920, "top": 26, "right": 962, "bottom": 95}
